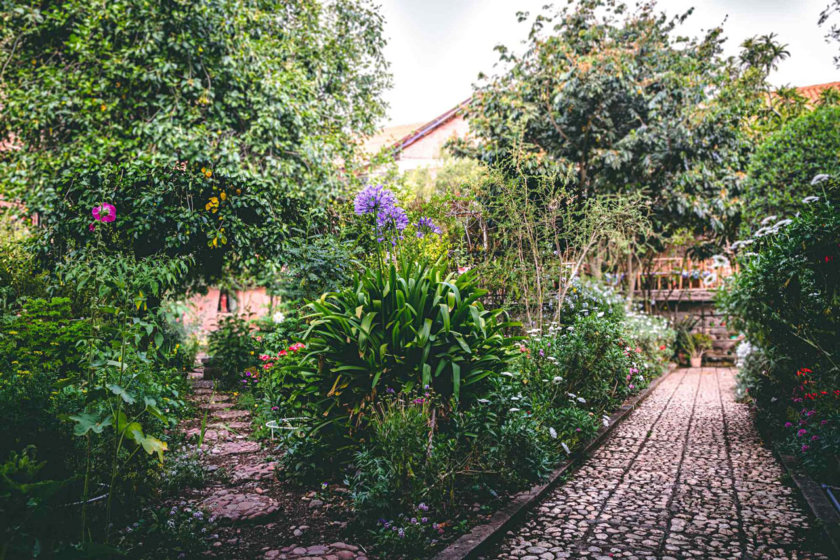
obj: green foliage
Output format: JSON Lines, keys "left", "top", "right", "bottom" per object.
{"left": 451, "top": 0, "right": 776, "bottom": 243}
{"left": 159, "top": 444, "right": 207, "bottom": 496}
{"left": 118, "top": 503, "right": 217, "bottom": 560}
{"left": 0, "top": 0, "right": 390, "bottom": 280}
{"left": 0, "top": 228, "right": 48, "bottom": 310}
{"left": 291, "top": 259, "right": 516, "bottom": 440}
{"left": 0, "top": 446, "right": 71, "bottom": 559}
{"left": 743, "top": 105, "right": 840, "bottom": 226}
{"left": 0, "top": 298, "right": 89, "bottom": 473}
{"left": 350, "top": 396, "right": 456, "bottom": 517}
{"left": 401, "top": 157, "right": 486, "bottom": 202}
{"left": 274, "top": 233, "right": 366, "bottom": 304}
{"left": 207, "top": 315, "right": 259, "bottom": 389}
{"left": 721, "top": 184, "right": 840, "bottom": 477}
{"left": 469, "top": 171, "right": 650, "bottom": 328}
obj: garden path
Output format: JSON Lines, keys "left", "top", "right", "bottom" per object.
{"left": 484, "top": 367, "right": 831, "bottom": 560}
{"left": 181, "top": 366, "right": 369, "bottom": 560}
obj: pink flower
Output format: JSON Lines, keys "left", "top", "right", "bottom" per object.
{"left": 88, "top": 223, "right": 96, "bottom": 232}
{"left": 811, "top": 435, "right": 819, "bottom": 441}
{"left": 92, "top": 203, "right": 116, "bottom": 223}
{"left": 797, "top": 429, "right": 807, "bottom": 437}
{"left": 801, "top": 444, "right": 810, "bottom": 452}
{"left": 784, "top": 422, "right": 793, "bottom": 428}
{"left": 629, "top": 384, "right": 635, "bottom": 389}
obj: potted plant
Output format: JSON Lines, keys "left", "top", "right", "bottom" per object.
{"left": 689, "top": 333, "right": 713, "bottom": 367}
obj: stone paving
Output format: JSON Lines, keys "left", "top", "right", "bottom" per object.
{"left": 485, "top": 368, "right": 830, "bottom": 560}
{"left": 182, "top": 364, "right": 370, "bottom": 560}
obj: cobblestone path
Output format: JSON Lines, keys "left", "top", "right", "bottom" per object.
{"left": 486, "top": 367, "right": 830, "bottom": 560}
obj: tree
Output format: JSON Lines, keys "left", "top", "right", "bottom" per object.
{"left": 0, "top": 0, "right": 390, "bottom": 283}
{"left": 451, "top": 0, "right": 781, "bottom": 250}
{"left": 821, "top": 0, "right": 840, "bottom": 67}
{"left": 743, "top": 105, "right": 840, "bottom": 227}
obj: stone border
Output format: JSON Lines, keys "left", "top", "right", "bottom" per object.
{"left": 432, "top": 363, "right": 679, "bottom": 560}
{"left": 777, "top": 453, "right": 840, "bottom": 559}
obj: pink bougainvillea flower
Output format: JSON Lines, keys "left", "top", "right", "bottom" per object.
{"left": 88, "top": 223, "right": 96, "bottom": 232}
{"left": 92, "top": 203, "right": 116, "bottom": 223}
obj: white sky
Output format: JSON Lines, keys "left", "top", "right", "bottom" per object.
{"left": 379, "top": 0, "right": 840, "bottom": 127}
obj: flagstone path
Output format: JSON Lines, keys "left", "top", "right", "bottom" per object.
{"left": 181, "top": 365, "right": 369, "bottom": 560}
{"left": 483, "top": 367, "right": 831, "bottom": 560}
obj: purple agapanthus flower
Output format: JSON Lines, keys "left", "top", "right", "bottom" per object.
{"left": 377, "top": 204, "right": 409, "bottom": 232}
{"left": 354, "top": 185, "right": 397, "bottom": 216}
{"left": 415, "top": 216, "right": 442, "bottom": 238}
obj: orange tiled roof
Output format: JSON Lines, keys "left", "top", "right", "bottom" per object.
{"left": 362, "top": 122, "right": 425, "bottom": 155}
{"left": 795, "top": 81, "right": 840, "bottom": 103}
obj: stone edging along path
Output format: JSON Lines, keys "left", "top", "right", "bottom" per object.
{"left": 776, "top": 453, "right": 840, "bottom": 558}
{"left": 432, "top": 363, "right": 680, "bottom": 560}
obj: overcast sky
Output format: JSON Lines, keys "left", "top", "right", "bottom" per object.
{"left": 378, "top": 0, "right": 840, "bottom": 127}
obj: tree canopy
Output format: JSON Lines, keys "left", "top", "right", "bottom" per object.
{"left": 451, "top": 0, "right": 781, "bottom": 248}
{"left": 0, "top": 0, "right": 390, "bottom": 282}
{"left": 743, "top": 104, "right": 840, "bottom": 226}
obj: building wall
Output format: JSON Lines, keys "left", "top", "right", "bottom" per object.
{"left": 185, "top": 287, "right": 275, "bottom": 334}
{"left": 395, "top": 115, "right": 469, "bottom": 173}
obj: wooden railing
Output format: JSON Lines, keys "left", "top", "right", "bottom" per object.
{"left": 636, "top": 257, "right": 734, "bottom": 292}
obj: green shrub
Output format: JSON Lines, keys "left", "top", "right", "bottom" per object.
{"left": 0, "top": 446, "right": 71, "bottom": 559}
{"left": 350, "top": 395, "right": 457, "bottom": 518}
{"left": 744, "top": 105, "right": 840, "bottom": 225}
{"left": 207, "top": 315, "right": 259, "bottom": 389}
{"left": 289, "top": 259, "right": 516, "bottom": 446}
{"left": 721, "top": 185, "right": 840, "bottom": 478}
{"left": 0, "top": 298, "right": 89, "bottom": 472}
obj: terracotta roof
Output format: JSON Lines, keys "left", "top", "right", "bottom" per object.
{"left": 362, "top": 122, "right": 425, "bottom": 155}
{"left": 795, "top": 81, "right": 840, "bottom": 104}
{"left": 362, "top": 98, "right": 471, "bottom": 157}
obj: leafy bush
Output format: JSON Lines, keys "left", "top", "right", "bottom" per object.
{"left": 721, "top": 184, "right": 840, "bottom": 478}
{"left": 290, "top": 259, "right": 516, "bottom": 444}
{"left": 207, "top": 315, "right": 259, "bottom": 389}
{"left": 0, "top": 446, "right": 71, "bottom": 559}
{"left": 350, "top": 395, "right": 456, "bottom": 517}
{"left": 744, "top": 105, "right": 840, "bottom": 225}
{"left": 274, "top": 234, "right": 367, "bottom": 304}
{"left": 0, "top": 298, "right": 89, "bottom": 473}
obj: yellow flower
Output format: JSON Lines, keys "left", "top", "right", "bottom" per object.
{"left": 220, "top": 192, "right": 226, "bottom": 201}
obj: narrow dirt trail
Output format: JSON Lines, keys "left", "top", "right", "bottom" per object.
{"left": 483, "top": 367, "right": 831, "bottom": 560}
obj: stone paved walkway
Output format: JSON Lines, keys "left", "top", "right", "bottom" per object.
{"left": 181, "top": 365, "right": 369, "bottom": 560}
{"left": 485, "top": 368, "right": 830, "bottom": 560}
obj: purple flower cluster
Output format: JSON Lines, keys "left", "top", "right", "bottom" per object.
{"left": 354, "top": 185, "right": 410, "bottom": 243}
{"left": 377, "top": 204, "right": 409, "bottom": 233}
{"left": 415, "top": 216, "right": 442, "bottom": 238}
{"left": 354, "top": 185, "right": 397, "bottom": 216}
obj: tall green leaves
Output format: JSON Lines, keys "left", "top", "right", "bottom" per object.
{"left": 290, "top": 259, "right": 517, "bottom": 435}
